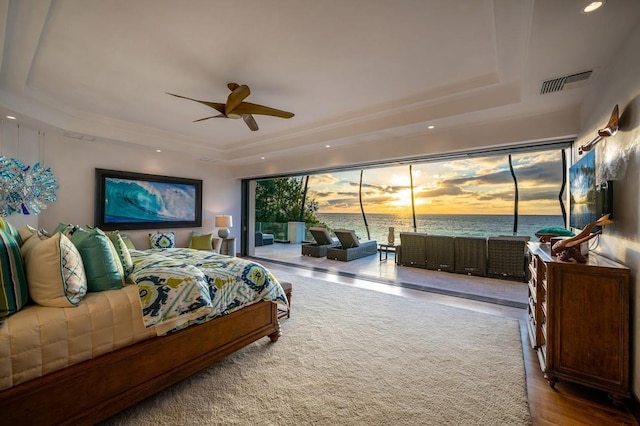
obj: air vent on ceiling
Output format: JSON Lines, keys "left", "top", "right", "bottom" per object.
{"left": 64, "top": 131, "right": 96, "bottom": 141}
{"left": 540, "top": 70, "right": 593, "bottom": 95}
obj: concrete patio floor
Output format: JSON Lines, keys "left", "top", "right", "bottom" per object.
{"left": 251, "top": 242, "right": 528, "bottom": 309}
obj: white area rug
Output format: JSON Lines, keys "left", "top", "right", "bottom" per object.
{"left": 102, "top": 272, "right": 531, "bottom": 425}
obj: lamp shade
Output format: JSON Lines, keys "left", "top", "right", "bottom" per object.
{"left": 215, "top": 215, "right": 232, "bottom": 238}
{"left": 215, "top": 215, "right": 232, "bottom": 228}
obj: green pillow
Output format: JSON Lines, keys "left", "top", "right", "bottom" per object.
{"left": 535, "top": 227, "right": 575, "bottom": 237}
{"left": 106, "top": 231, "right": 134, "bottom": 276}
{"left": 0, "top": 230, "right": 28, "bottom": 318}
{"left": 120, "top": 233, "right": 136, "bottom": 250}
{"left": 190, "top": 233, "right": 213, "bottom": 250}
{"left": 188, "top": 230, "right": 201, "bottom": 247}
{"left": 60, "top": 226, "right": 124, "bottom": 292}
{"left": 53, "top": 222, "right": 71, "bottom": 234}
{"left": 0, "top": 218, "right": 22, "bottom": 246}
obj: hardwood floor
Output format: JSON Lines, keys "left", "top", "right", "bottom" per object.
{"left": 252, "top": 244, "right": 637, "bottom": 425}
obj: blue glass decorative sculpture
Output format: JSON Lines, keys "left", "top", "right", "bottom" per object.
{"left": 0, "top": 156, "right": 59, "bottom": 216}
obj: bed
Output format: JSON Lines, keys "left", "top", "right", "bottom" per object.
{"left": 0, "top": 243, "right": 287, "bottom": 425}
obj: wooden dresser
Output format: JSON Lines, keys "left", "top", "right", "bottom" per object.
{"left": 527, "top": 242, "right": 630, "bottom": 402}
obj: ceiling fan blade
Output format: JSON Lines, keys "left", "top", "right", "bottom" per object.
{"left": 166, "top": 92, "right": 226, "bottom": 115}
{"left": 225, "top": 84, "right": 251, "bottom": 115}
{"left": 193, "top": 114, "right": 225, "bottom": 122}
{"left": 233, "top": 101, "right": 294, "bottom": 118}
{"left": 242, "top": 114, "right": 259, "bottom": 131}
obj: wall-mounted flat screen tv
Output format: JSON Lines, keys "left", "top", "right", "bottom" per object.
{"left": 569, "top": 150, "right": 597, "bottom": 230}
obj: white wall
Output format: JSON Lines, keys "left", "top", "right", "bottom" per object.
{"left": 0, "top": 120, "right": 41, "bottom": 230}
{"left": 578, "top": 24, "right": 640, "bottom": 397}
{"left": 1, "top": 127, "right": 241, "bottom": 250}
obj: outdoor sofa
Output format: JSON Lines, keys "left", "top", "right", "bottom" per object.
{"left": 395, "top": 232, "right": 529, "bottom": 281}
{"left": 396, "top": 233, "right": 455, "bottom": 272}
{"left": 487, "top": 236, "right": 530, "bottom": 281}
{"left": 255, "top": 232, "right": 274, "bottom": 246}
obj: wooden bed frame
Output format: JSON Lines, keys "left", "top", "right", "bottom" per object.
{"left": 0, "top": 300, "right": 280, "bottom": 425}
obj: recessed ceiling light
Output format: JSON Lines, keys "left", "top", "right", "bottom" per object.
{"left": 156, "top": 149, "right": 162, "bottom": 153}
{"left": 583, "top": 1, "right": 604, "bottom": 13}
{"left": 6, "top": 115, "right": 16, "bottom": 120}
{"left": 325, "top": 145, "right": 331, "bottom": 148}
{"left": 428, "top": 125, "right": 435, "bottom": 129}
{"left": 261, "top": 156, "right": 266, "bottom": 160}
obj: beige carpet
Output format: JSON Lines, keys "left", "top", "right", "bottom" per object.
{"left": 102, "top": 272, "right": 531, "bottom": 425}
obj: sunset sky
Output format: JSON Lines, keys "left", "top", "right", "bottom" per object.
{"left": 306, "top": 149, "right": 566, "bottom": 216}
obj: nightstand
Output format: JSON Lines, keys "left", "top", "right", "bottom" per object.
{"left": 220, "top": 237, "right": 236, "bottom": 257}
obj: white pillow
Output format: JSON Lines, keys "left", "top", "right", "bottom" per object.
{"left": 149, "top": 231, "right": 175, "bottom": 249}
{"left": 21, "top": 232, "right": 87, "bottom": 307}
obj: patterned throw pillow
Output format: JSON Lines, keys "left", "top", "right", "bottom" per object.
{"left": 20, "top": 232, "right": 87, "bottom": 307}
{"left": 106, "top": 230, "right": 134, "bottom": 276}
{"left": 0, "top": 218, "right": 22, "bottom": 246}
{"left": 0, "top": 229, "right": 29, "bottom": 318}
{"left": 56, "top": 225, "right": 124, "bottom": 292}
{"left": 149, "top": 231, "right": 175, "bottom": 249}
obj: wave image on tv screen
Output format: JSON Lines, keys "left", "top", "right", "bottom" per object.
{"left": 104, "top": 177, "right": 196, "bottom": 223}
{"left": 569, "top": 150, "right": 597, "bottom": 230}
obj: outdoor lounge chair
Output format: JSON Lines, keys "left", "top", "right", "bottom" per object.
{"left": 326, "top": 229, "right": 377, "bottom": 261}
{"left": 301, "top": 227, "right": 338, "bottom": 257}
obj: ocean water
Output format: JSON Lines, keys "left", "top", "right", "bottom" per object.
{"left": 315, "top": 213, "right": 565, "bottom": 243}
{"left": 104, "top": 178, "right": 196, "bottom": 223}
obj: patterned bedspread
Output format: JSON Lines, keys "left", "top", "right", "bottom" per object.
{"left": 128, "top": 249, "right": 287, "bottom": 334}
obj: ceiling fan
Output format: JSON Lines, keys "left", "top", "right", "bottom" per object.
{"left": 167, "top": 83, "right": 294, "bottom": 131}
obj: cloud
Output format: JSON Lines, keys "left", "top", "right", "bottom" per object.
{"left": 311, "top": 191, "right": 333, "bottom": 198}
{"left": 418, "top": 184, "right": 466, "bottom": 197}
{"left": 363, "top": 194, "right": 397, "bottom": 204}
{"left": 309, "top": 174, "right": 341, "bottom": 185}
{"left": 347, "top": 181, "right": 382, "bottom": 190}
{"left": 520, "top": 187, "right": 565, "bottom": 202}
{"left": 324, "top": 198, "right": 354, "bottom": 209}
{"left": 444, "top": 169, "right": 512, "bottom": 186}
{"left": 305, "top": 150, "right": 566, "bottom": 214}
{"left": 512, "top": 162, "right": 564, "bottom": 185}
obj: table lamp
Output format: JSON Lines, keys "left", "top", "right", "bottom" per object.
{"left": 215, "top": 215, "right": 233, "bottom": 238}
